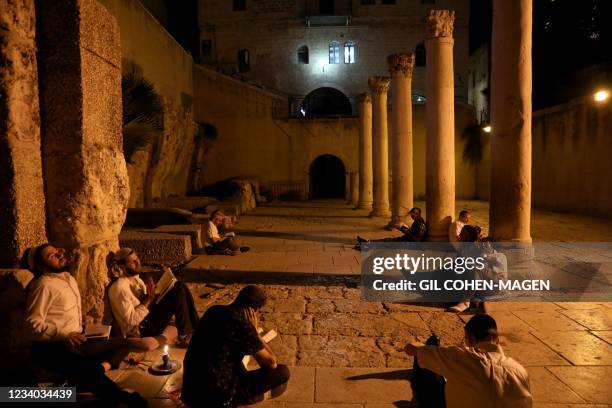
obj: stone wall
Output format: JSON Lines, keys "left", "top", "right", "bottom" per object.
{"left": 0, "top": 0, "right": 47, "bottom": 267}
{"left": 99, "top": 0, "right": 196, "bottom": 207}
{"left": 194, "top": 64, "right": 479, "bottom": 200}
{"left": 36, "top": 0, "right": 129, "bottom": 320}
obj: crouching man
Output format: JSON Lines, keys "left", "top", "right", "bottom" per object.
{"left": 405, "top": 313, "right": 532, "bottom": 408}
{"left": 24, "top": 244, "right": 147, "bottom": 407}
{"left": 181, "top": 285, "right": 290, "bottom": 407}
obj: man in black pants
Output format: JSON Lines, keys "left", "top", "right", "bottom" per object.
{"left": 24, "top": 244, "right": 146, "bottom": 407}
{"left": 182, "top": 285, "right": 290, "bottom": 407}
{"left": 356, "top": 207, "right": 428, "bottom": 249}
{"left": 108, "top": 248, "right": 199, "bottom": 349}
{"left": 205, "top": 210, "right": 250, "bottom": 255}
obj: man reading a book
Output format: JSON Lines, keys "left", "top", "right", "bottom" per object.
{"left": 182, "top": 285, "right": 290, "bottom": 407}
{"left": 356, "top": 207, "right": 428, "bottom": 248}
{"left": 24, "top": 244, "right": 146, "bottom": 407}
{"left": 107, "top": 248, "right": 199, "bottom": 349}
{"left": 206, "top": 210, "right": 250, "bottom": 255}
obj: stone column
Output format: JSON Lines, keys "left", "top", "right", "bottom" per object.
{"left": 36, "top": 0, "right": 129, "bottom": 320}
{"left": 0, "top": 0, "right": 48, "bottom": 267}
{"left": 349, "top": 171, "right": 359, "bottom": 207}
{"left": 387, "top": 53, "right": 415, "bottom": 228}
{"left": 489, "top": 0, "right": 532, "bottom": 242}
{"left": 357, "top": 93, "right": 373, "bottom": 210}
{"left": 425, "top": 10, "right": 456, "bottom": 241}
{"left": 368, "top": 76, "right": 391, "bottom": 217}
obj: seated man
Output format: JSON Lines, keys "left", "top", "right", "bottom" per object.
{"left": 449, "top": 210, "right": 470, "bottom": 246}
{"left": 206, "top": 210, "right": 250, "bottom": 255}
{"left": 108, "top": 248, "right": 199, "bottom": 350}
{"left": 24, "top": 244, "right": 146, "bottom": 407}
{"left": 182, "top": 285, "right": 290, "bottom": 407}
{"left": 405, "top": 314, "right": 532, "bottom": 408}
{"left": 356, "top": 207, "right": 427, "bottom": 248}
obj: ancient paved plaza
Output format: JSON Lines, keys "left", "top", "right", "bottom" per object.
{"left": 108, "top": 201, "right": 612, "bottom": 407}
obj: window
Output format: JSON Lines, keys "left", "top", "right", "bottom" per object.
{"left": 382, "top": 0, "right": 396, "bottom": 4}
{"left": 344, "top": 42, "right": 355, "bottom": 64}
{"left": 238, "top": 49, "right": 250, "bottom": 72}
{"left": 329, "top": 42, "right": 340, "bottom": 64}
{"left": 415, "top": 42, "right": 426, "bottom": 66}
{"left": 297, "top": 45, "right": 309, "bottom": 64}
{"left": 361, "top": 0, "right": 375, "bottom": 4}
{"left": 233, "top": 0, "right": 246, "bottom": 11}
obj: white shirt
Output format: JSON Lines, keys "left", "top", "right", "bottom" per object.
{"left": 26, "top": 272, "right": 83, "bottom": 342}
{"left": 108, "top": 276, "right": 149, "bottom": 337}
{"left": 449, "top": 220, "right": 465, "bottom": 242}
{"left": 205, "top": 220, "right": 220, "bottom": 247}
{"left": 418, "top": 342, "right": 532, "bottom": 408}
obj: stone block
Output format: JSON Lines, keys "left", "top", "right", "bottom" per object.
{"left": 119, "top": 231, "right": 192, "bottom": 265}
{"left": 153, "top": 225, "right": 204, "bottom": 249}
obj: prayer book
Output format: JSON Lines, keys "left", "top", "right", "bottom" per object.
{"left": 397, "top": 223, "right": 410, "bottom": 232}
{"left": 155, "top": 268, "right": 178, "bottom": 304}
{"left": 242, "top": 328, "right": 278, "bottom": 368}
{"left": 84, "top": 324, "right": 112, "bottom": 340}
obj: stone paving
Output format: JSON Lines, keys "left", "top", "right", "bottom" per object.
{"left": 107, "top": 200, "right": 612, "bottom": 408}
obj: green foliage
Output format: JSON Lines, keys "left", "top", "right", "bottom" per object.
{"left": 461, "top": 123, "right": 484, "bottom": 168}
{"left": 121, "top": 71, "right": 163, "bottom": 163}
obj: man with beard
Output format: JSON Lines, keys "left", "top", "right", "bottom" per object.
{"left": 107, "top": 248, "right": 199, "bottom": 350}
{"left": 25, "top": 244, "right": 147, "bottom": 407}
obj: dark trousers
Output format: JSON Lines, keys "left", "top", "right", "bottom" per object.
{"left": 212, "top": 237, "right": 239, "bottom": 251}
{"left": 31, "top": 338, "right": 130, "bottom": 405}
{"left": 233, "top": 365, "right": 291, "bottom": 406}
{"left": 140, "top": 281, "right": 199, "bottom": 337}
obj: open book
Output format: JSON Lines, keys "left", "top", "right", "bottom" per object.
{"left": 242, "top": 328, "right": 278, "bottom": 368}
{"left": 397, "top": 223, "right": 410, "bottom": 232}
{"left": 84, "top": 324, "right": 112, "bottom": 340}
{"left": 155, "top": 268, "right": 178, "bottom": 304}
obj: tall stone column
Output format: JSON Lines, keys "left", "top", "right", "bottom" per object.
{"left": 490, "top": 0, "right": 532, "bottom": 242}
{"left": 368, "top": 76, "right": 391, "bottom": 218}
{"left": 425, "top": 10, "right": 456, "bottom": 241}
{"left": 387, "top": 53, "right": 415, "bottom": 228}
{"left": 0, "top": 0, "right": 48, "bottom": 267}
{"left": 357, "top": 93, "right": 373, "bottom": 210}
{"left": 36, "top": 0, "right": 129, "bottom": 320}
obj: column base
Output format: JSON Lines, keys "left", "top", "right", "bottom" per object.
{"left": 357, "top": 201, "right": 373, "bottom": 211}
{"left": 369, "top": 208, "right": 391, "bottom": 218}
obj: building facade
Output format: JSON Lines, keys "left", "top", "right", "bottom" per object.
{"left": 198, "top": 0, "right": 470, "bottom": 115}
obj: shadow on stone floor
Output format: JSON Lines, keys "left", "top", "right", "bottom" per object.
{"left": 238, "top": 229, "right": 356, "bottom": 244}
{"left": 346, "top": 368, "right": 413, "bottom": 381}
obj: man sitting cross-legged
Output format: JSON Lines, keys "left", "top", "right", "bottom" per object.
{"left": 355, "top": 207, "right": 428, "bottom": 249}
{"left": 405, "top": 313, "right": 532, "bottom": 408}
{"left": 24, "top": 244, "right": 147, "bottom": 408}
{"left": 181, "top": 285, "right": 290, "bottom": 408}
{"left": 108, "top": 248, "right": 199, "bottom": 350}
{"left": 205, "top": 210, "right": 250, "bottom": 255}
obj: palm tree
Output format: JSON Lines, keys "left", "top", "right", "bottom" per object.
{"left": 121, "top": 71, "right": 163, "bottom": 164}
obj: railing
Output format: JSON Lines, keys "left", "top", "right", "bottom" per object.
{"left": 261, "top": 180, "right": 308, "bottom": 200}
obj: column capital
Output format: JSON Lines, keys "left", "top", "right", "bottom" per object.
{"left": 425, "top": 10, "right": 455, "bottom": 39}
{"left": 368, "top": 76, "right": 391, "bottom": 95}
{"left": 388, "top": 53, "right": 415, "bottom": 77}
{"left": 357, "top": 93, "right": 372, "bottom": 103}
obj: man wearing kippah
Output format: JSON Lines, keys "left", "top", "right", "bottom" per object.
{"left": 107, "top": 248, "right": 199, "bottom": 349}
{"left": 405, "top": 314, "right": 532, "bottom": 408}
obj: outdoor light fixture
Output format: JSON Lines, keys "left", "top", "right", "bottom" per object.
{"left": 593, "top": 89, "right": 610, "bottom": 103}
{"left": 482, "top": 125, "right": 492, "bottom": 133}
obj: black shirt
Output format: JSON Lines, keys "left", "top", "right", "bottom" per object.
{"left": 181, "top": 305, "right": 263, "bottom": 407}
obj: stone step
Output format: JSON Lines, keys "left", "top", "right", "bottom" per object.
{"left": 119, "top": 231, "right": 192, "bottom": 265}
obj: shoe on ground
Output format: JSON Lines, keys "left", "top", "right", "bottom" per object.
{"left": 240, "top": 246, "right": 250, "bottom": 253}
{"left": 446, "top": 301, "right": 470, "bottom": 313}
{"left": 223, "top": 248, "right": 235, "bottom": 256}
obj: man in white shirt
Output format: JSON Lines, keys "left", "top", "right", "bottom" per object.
{"left": 449, "top": 210, "right": 470, "bottom": 245}
{"left": 108, "top": 248, "right": 199, "bottom": 349}
{"left": 405, "top": 313, "right": 532, "bottom": 408}
{"left": 206, "top": 210, "right": 250, "bottom": 255}
{"left": 25, "top": 244, "right": 146, "bottom": 407}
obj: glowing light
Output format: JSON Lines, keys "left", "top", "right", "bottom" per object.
{"left": 593, "top": 89, "right": 610, "bottom": 103}
{"left": 300, "top": 107, "right": 306, "bottom": 116}
{"left": 482, "top": 125, "right": 492, "bottom": 133}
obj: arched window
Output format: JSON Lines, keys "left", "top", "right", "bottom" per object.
{"left": 329, "top": 41, "right": 340, "bottom": 64}
{"left": 344, "top": 41, "right": 355, "bottom": 64}
{"left": 415, "top": 42, "right": 426, "bottom": 67}
{"left": 297, "top": 45, "right": 309, "bottom": 64}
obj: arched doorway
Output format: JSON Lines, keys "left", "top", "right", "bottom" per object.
{"left": 301, "top": 87, "right": 352, "bottom": 116}
{"left": 309, "top": 155, "right": 346, "bottom": 199}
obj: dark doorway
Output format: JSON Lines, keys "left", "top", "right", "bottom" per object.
{"left": 319, "top": 0, "right": 334, "bottom": 15}
{"left": 309, "top": 155, "right": 346, "bottom": 199}
{"left": 301, "top": 87, "right": 352, "bottom": 116}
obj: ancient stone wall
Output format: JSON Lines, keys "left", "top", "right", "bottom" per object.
{"left": 0, "top": 0, "right": 47, "bottom": 267}
{"left": 36, "top": 0, "right": 129, "bottom": 320}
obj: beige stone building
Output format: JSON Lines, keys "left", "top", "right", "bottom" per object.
{"left": 198, "top": 0, "right": 470, "bottom": 114}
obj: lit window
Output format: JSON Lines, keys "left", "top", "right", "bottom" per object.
{"left": 329, "top": 42, "right": 340, "bottom": 64}
{"left": 344, "top": 42, "right": 355, "bottom": 64}
{"left": 298, "top": 45, "right": 309, "bottom": 64}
